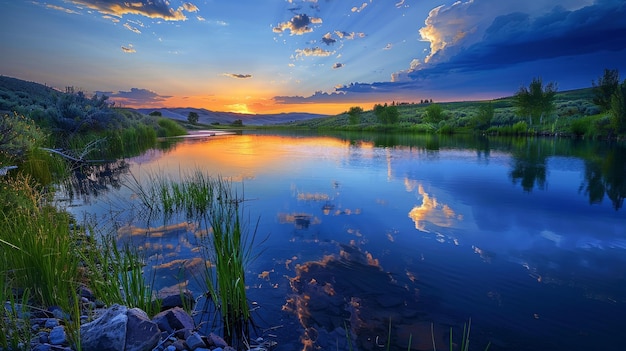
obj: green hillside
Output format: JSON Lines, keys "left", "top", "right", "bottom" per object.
{"left": 272, "top": 87, "right": 607, "bottom": 138}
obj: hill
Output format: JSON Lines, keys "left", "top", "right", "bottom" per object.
{"left": 135, "top": 107, "right": 327, "bottom": 126}
{"left": 273, "top": 87, "right": 600, "bottom": 134}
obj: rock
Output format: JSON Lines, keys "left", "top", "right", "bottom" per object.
{"left": 185, "top": 332, "right": 206, "bottom": 350}
{"left": 207, "top": 333, "right": 228, "bottom": 348}
{"left": 32, "top": 344, "right": 52, "bottom": 351}
{"left": 125, "top": 308, "right": 161, "bottom": 351}
{"left": 80, "top": 304, "right": 128, "bottom": 351}
{"left": 156, "top": 287, "right": 195, "bottom": 311}
{"left": 44, "top": 318, "right": 59, "bottom": 329}
{"left": 49, "top": 325, "right": 67, "bottom": 345}
{"left": 152, "top": 307, "right": 194, "bottom": 334}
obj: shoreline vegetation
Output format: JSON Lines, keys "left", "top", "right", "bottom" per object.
{"left": 1, "top": 69, "right": 625, "bottom": 349}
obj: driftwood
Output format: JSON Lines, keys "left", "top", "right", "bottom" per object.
{"left": 0, "top": 165, "right": 17, "bottom": 176}
{"left": 40, "top": 137, "right": 108, "bottom": 164}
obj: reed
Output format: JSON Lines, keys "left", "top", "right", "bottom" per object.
{"left": 0, "top": 174, "right": 85, "bottom": 349}
{"left": 79, "top": 229, "right": 161, "bottom": 317}
{"left": 140, "top": 171, "right": 261, "bottom": 345}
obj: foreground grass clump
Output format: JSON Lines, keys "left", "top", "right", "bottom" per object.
{"left": 138, "top": 171, "right": 261, "bottom": 346}
{"left": 0, "top": 172, "right": 160, "bottom": 349}
{"left": 0, "top": 174, "right": 83, "bottom": 349}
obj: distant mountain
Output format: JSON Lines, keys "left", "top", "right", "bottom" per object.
{"left": 135, "top": 107, "right": 328, "bottom": 126}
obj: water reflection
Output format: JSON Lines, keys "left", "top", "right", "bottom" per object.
{"left": 407, "top": 183, "right": 463, "bottom": 232}
{"left": 67, "top": 132, "right": 626, "bottom": 351}
{"left": 580, "top": 143, "right": 626, "bottom": 209}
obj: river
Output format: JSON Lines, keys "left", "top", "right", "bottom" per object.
{"left": 62, "top": 131, "right": 626, "bottom": 351}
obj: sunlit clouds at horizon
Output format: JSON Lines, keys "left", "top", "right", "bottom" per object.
{"left": 1, "top": 0, "right": 625, "bottom": 114}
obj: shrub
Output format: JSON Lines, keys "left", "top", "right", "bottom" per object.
{"left": 157, "top": 118, "right": 187, "bottom": 137}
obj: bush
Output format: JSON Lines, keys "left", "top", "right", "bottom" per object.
{"left": 157, "top": 118, "right": 187, "bottom": 137}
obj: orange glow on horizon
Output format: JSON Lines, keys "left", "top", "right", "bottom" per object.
{"left": 113, "top": 93, "right": 386, "bottom": 115}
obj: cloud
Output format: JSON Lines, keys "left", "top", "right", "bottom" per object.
{"left": 273, "top": 13, "right": 322, "bottom": 35}
{"left": 69, "top": 0, "right": 198, "bottom": 21}
{"left": 332, "top": 63, "right": 343, "bottom": 69}
{"left": 321, "top": 32, "right": 336, "bottom": 45}
{"left": 331, "top": 0, "right": 626, "bottom": 100}
{"left": 334, "top": 31, "right": 365, "bottom": 40}
{"left": 101, "top": 88, "right": 172, "bottom": 105}
{"left": 46, "top": 4, "right": 80, "bottom": 14}
{"left": 123, "top": 22, "right": 142, "bottom": 34}
{"left": 121, "top": 45, "right": 136, "bottom": 53}
{"left": 223, "top": 73, "right": 253, "bottom": 79}
{"left": 295, "top": 47, "right": 333, "bottom": 59}
{"left": 351, "top": 2, "right": 368, "bottom": 13}
{"left": 181, "top": 2, "right": 199, "bottom": 12}
{"left": 274, "top": 91, "right": 348, "bottom": 104}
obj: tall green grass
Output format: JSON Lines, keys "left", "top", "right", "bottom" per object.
{"left": 0, "top": 173, "right": 84, "bottom": 349}
{"left": 137, "top": 171, "right": 262, "bottom": 345}
{"left": 79, "top": 229, "right": 161, "bottom": 317}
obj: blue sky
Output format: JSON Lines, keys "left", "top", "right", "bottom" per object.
{"left": 1, "top": 0, "right": 625, "bottom": 114}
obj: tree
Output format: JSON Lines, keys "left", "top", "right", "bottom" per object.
{"left": 593, "top": 68, "right": 619, "bottom": 112}
{"left": 373, "top": 103, "right": 399, "bottom": 124}
{"left": 348, "top": 106, "right": 363, "bottom": 125}
{"left": 513, "top": 77, "right": 557, "bottom": 126}
{"left": 424, "top": 103, "right": 445, "bottom": 123}
{"left": 474, "top": 102, "right": 494, "bottom": 131}
{"left": 374, "top": 103, "right": 387, "bottom": 124}
{"left": 187, "top": 111, "right": 199, "bottom": 124}
{"left": 385, "top": 105, "right": 399, "bottom": 124}
{"left": 149, "top": 111, "right": 162, "bottom": 117}
{"left": 609, "top": 80, "right": 626, "bottom": 134}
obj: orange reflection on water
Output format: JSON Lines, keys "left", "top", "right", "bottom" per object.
{"left": 147, "top": 134, "right": 353, "bottom": 180}
{"left": 408, "top": 183, "right": 462, "bottom": 232}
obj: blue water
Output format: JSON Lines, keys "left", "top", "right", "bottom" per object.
{"left": 65, "top": 132, "right": 626, "bottom": 351}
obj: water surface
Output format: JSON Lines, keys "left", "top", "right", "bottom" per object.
{"left": 66, "top": 132, "right": 626, "bottom": 351}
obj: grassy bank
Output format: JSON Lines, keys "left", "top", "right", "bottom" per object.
{"left": 265, "top": 87, "right": 624, "bottom": 140}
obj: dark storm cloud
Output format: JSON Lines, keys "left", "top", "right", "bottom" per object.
{"left": 409, "top": 1, "right": 626, "bottom": 79}
{"left": 330, "top": 0, "right": 626, "bottom": 98}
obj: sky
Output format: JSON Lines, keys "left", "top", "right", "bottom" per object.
{"left": 1, "top": 0, "right": 626, "bottom": 115}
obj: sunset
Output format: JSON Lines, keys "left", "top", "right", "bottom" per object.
{"left": 2, "top": 0, "right": 626, "bottom": 114}
{"left": 3, "top": 1, "right": 626, "bottom": 350}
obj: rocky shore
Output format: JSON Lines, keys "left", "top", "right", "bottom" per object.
{"left": 7, "top": 287, "right": 272, "bottom": 351}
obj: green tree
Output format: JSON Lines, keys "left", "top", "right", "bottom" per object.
{"left": 424, "top": 103, "right": 445, "bottom": 123}
{"left": 473, "top": 102, "right": 494, "bottom": 131}
{"left": 592, "top": 68, "right": 619, "bottom": 112}
{"left": 188, "top": 111, "right": 199, "bottom": 124}
{"left": 373, "top": 104, "right": 399, "bottom": 125}
{"left": 385, "top": 105, "right": 399, "bottom": 124}
{"left": 374, "top": 103, "right": 387, "bottom": 124}
{"left": 149, "top": 110, "right": 162, "bottom": 117}
{"left": 513, "top": 77, "right": 557, "bottom": 126}
{"left": 231, "top": 119, "right": 243, "bottom": 127}
{"left": 609, "top": 80, "right": 626, "bottom": 134}
{"left": 348, "top": 106, "right": 363, "bottom": 125}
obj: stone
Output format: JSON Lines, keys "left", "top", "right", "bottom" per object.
{"left": 44, "top": 318, "right": 59, "bottom": 329}
{"left": 185, "top": 332, "right": 206, "bottom": 350}
{"left": 207, "top": 333, "right": 228, "bottom": 348}
{"left": 49, "top": 325, "right": 67, "bottom": 345}
{"left": 80, "top": 304, "right": 128, "bottom": 351}
{"left": 152, "top": 307, "right": 194, "bottom": 334}
{"left": 32, "top": 344, "right": 52, "bottom": 351}
{"left": 125, "top": 307, "right": 161, "bottom": 351}
{"left": 157, "top": 287, "right": 195, "bottom": 311}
